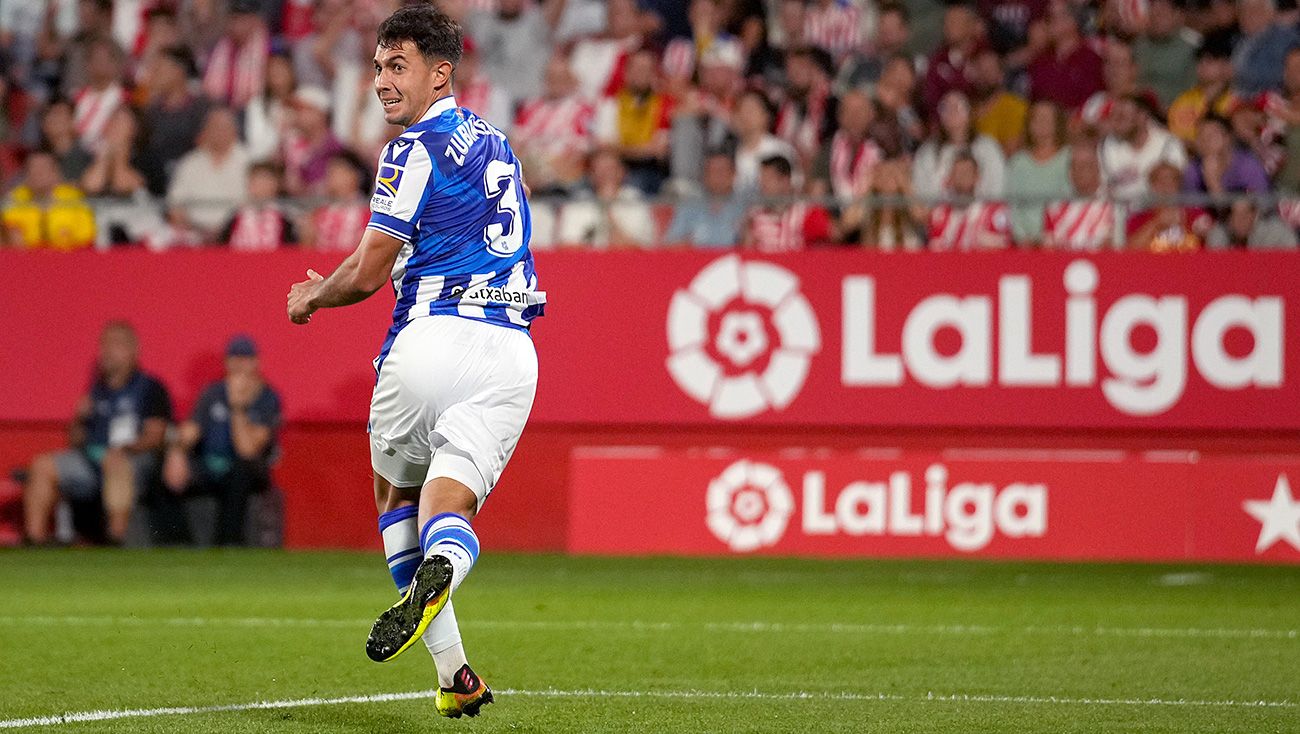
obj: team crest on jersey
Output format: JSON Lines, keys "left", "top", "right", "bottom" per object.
{"left": 375, "top": 140, "right": 414, "bottom": 198}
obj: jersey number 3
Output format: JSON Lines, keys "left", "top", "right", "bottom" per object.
{"left": 483, "top": 160, "right": 524, "bottom": 257}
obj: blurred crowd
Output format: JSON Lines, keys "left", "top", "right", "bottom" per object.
{"left": 4, "top": 0, "right": 1300, "bottom": 252}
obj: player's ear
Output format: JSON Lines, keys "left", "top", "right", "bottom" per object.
{"left": 434, "top": 59, "right": 454, "bottom": 89}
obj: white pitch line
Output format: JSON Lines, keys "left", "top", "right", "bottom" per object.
{"left": 0, "top": 615, "right": 1295, "bottom": 640}
{"left": 0, "top": 686, "right": 1294, "bottom": 729}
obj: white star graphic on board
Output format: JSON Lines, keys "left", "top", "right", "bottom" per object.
{"left": 1242, "top": 474, "right": 1300, "bottom": 554}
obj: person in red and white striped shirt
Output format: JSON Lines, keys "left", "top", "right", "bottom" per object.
{"left": 308, "top": 152, "right": 371, "bottom": 252}
{"left": 743, "top": 155, "right": 833, "bottom": 252}
{"left": 513, "top": 55, "right": 597, "bottom": 192}
{"left": 804, "top": 0, "right": 867, "bottom": 63}
{"left": 1043, "top": 143, "right": 1116, "bottom": 250}
{"left": 927, "top": 153, "right": 1011, "bottom": 250}
{"left": 220, "top": 162, "right": 297, "bottom": 252}
{"left": 73, "top": 38, "right": 128, "bottom": 156}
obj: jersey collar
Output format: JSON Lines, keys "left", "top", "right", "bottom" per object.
{"left": 413, "top": 95, "right": 458, "bottom": 126}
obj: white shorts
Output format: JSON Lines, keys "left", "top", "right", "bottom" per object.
{"left": 369, "top": 315, "right": 538, "bottom": 509}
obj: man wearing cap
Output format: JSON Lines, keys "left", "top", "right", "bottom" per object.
{"left": 163, "top": 335, "right": 282, "bottom": 546}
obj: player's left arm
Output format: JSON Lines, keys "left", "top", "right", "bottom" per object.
{"left": 286, "top": 228, "right": 405, "bottom": 324}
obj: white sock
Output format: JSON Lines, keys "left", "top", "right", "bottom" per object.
{"left": 419, "top": 513, "right": 479, "bottom": 594}
{"left": 423, "top": 600, "right": 469, "bottom": 688}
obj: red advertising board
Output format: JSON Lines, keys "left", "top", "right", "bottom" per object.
{"left": 568, "top": 448, "right": 1300, "bottom": 563}
{"left": 1, "top": 251, "right": 1297, "bottom": 431}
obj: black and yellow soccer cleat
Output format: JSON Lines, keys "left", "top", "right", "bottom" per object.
{"left": 365, "top": 554, "right": 453, "bottom": 662}
{"left": 435, "top": 664, "right": 494, "bottom": 718}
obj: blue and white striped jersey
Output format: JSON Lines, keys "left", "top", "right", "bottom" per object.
{"left": 366, "top": 96, "right": 545, "bottom": 341}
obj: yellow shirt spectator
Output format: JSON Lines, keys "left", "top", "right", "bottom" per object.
{"left": 2, "top": 184, "right": 97, "bottom": 250}
{"left": 976, "top": 91, "right": 1029, "bottom": 153}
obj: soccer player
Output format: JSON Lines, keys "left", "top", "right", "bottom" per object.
{"left": 285, "top": 4, "right": 543, "bottom": 719}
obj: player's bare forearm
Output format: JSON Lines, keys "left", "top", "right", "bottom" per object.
{"left": 309, "top": 253, "right": 382, "bottom": 309}
{"left": 287, "top": 229, "right": 404, "bottom": 324}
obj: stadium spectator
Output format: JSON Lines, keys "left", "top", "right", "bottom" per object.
{"left": 1026, "top": 0, "right": 1104, "bottom": 110}
{"left": 137, "top": 45, "right": 211, "bottom": 196}
{"left": 1266, "top": 46, "right": 1300, "bottom": 191}
{"left": 1094, "top": 40, "right": 1163, "bottom": 120}
{"left": 912, "top": 90, "right": 1007, "bottom": 201}
{"left": 742, "top": 154, "right": 832, "bottom": 251}
{"left": 569, "top": 0, "right": 645, "bottom": 100}
{"left": 1233, "top": 0, "right": 1300, "bottom": 95}
{"left": 922, "top": 3, "right": 983, "bottom": 114}
{"left": 663, "top": 150, "right": 748, "bottom": 247}
{"left": 771, "top": 0, "right": 809, "bottom": 53}
{"left": 556, "top": 148, "right": 657, "bottom": 248}
{"left": 660, "top": 0, "right": 729, "bottom": 85}
{"left": 1167, "top": 34, "right": 1238, "bottom": 142}
{"left": 454, "top": 38, "right": 513, "bottom": 131}
{"left": 72, "top": 37, "right": 127, "bottom": 155}
{"left": 977, "top": 0, "right": 1048, "bottom": 65}
{"left": 810, "top": 88, "right": 883, "bottom": 207}
{"left": 220, "top": 161, "right": 297, "bottom": 251}
{"left": 666, "top": 37, "right": 744, "bottom": 192}
{"left": 131, "top": 5, "right": 185, "bottom": 92}
{"left": 81, "top": 106, "right": 147, "bottom": 199}
{"left": 837, "top": 1, "right": 912, "bottom": 92}
{"left": 802, "top": 0, "right": 866, "bottom": 63}
{"left": 1043, "top": 143, "right": 1115, "bottom": 250}
{"left": 596, "top": 48, "right": 673, "bottom": 194}
{"left": 282, "top": 86, "right": 344, "bottom": 197}
{"left": 37, "top": 98, "right": 92, "bottom": 183}
{"left": 1206, "top": 197, "right": 1300, "bottom": 247}
{"left": 513, "top": 54, "right": 597, "bottom": 194}
{"left": 1126, "top": 161, "right": 1212, "bottom": 251}
{"left": 202, "top": 0, "right": 270, "bottom": 111}
{"left": 775, "top": 46, "right": 836, "bottom": 165}
{"left": 731, "top": 89, "right": 797, "bottom": 195}
{"left": 1099, "top": 95, "right": 1188, "bottom": 201}
{"left": 970, "top": 47, "right": 1028, "bottom": 154}
{"left": 305, "top": 152, "right": 370, "bottom": 251}
{"left": 871, "top": 53, "right": 924, "bottom": 156}
{"left": 1184, "top": 114, "right": 1271, "bottom": 196}
{"left": 1, "top": 149, "right": 96, "bottom": 250}
{"left": 466, "top": 0, "right": 552, "bottom": 111}
{"left": 53, "top": 0, "right": 115, "bottom": 99}
{"left": 22, "top": 321, "right": 171, "bottom": 545}
{"left": 861, "top": 157, "right": 924, "bottom": 250}
{"left": 927, "top": 152, "right": 1011, "bottom": 250}
{"left": 244, "top": 52, "right": 297, "bottom": 164}
{"left": 163, "top": 335, "right": 281, "bottom": 547}
{"left": 1134, "top": 0, "right": 1198, "bottom": 109}
{"left": 166, "top": 106, "right": 250, "bottom": 240}
{"left": 1006, "top": 100, "right": 1071, "bottom": 244}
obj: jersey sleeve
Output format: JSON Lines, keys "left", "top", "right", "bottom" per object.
{"left": 367, "top": 138, "right": 436, "bottom": 241}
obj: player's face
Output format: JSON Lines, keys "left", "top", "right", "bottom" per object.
{"left": 374, "top": 42, "right": 451, "bottom": 128}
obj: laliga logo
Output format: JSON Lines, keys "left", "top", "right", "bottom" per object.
{"left": 666, "top": 256, "right": 821, "bottom": 419}
{"left": 706, "top": 460, "right": 795, "bottom": 552}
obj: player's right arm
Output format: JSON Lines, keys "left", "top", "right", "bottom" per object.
{"left": 286, "top": 228, "right": 405, "bottom": 324}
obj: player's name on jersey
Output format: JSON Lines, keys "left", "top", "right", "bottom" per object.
{"left": 445, "top": 117, "right": 506, "bottom": 167}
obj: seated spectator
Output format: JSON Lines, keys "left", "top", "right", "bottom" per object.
{"left": 2, "top": 150, "right": 96, "bottom": 250}
{"left": 1126, "top": 162, "right": 1212, "bottom": 251}
{"left": 513, "top": 55, "right": 597, "bottom": 194}
{"left": 201, "top": 0, "right": 270, "bottom": 111}
{"left": 1167, "top": 34, "right": 1237, "bottom": 143}
{"left": 971, "top": 47, "right": 1028, "bottom": 155}
{"left": 1233, "top": 0, "right": 1300, "bottom": 95}
{"left": 37, "top": 98, "right": 92, "bottom": 183}
{"left": 454, "top": 38, "right": 513, "bottom": 132}
{"left": 1133, "top": 0, "right": 1197, "bottom": 110}
{"left": 466, "top": 0, "right": 551, "bottom": 112}
{"left": 742, "top": 155, "right": 832, "bottom": 252}
{"left": 305, "top": 152, "right": 370, "bottom": 251}
{"left": 1267, "top": 46, "right": 1300, "bottom": 191}
{"left": 80, "top": 107, "right": 147, "bottom": 199}
{"left": 163, "top": 335, "right": 281, "bottom": 546}
{"left": 569, "top": 0, "right": 646, "bottom": 99}
{"left": 595, "top": 48, "right": 673, "bottom": 194}
{"left": 871, "top": 54, "right": 925, "bottom": 157}
{"left": 837, "top": 1, "right": 912, "bottom": 92}
{"left": 1184, "top": 114, "right": 1272, "bottom": 196}
{"left": 660, "top": 0, "right": 731, "bottom": 86}
{"left": 731, "top": 89, "right": 798, "bottom": 195}
{"left": 667, "top": 38, "right": 745, "bottom": 193}
{"left": 557, "top": 149, "right": 657, "bottom": 248}
{"left": 220, "top": 162, "right": 297, "bottom": 251}
{"left": 923, "top": 3, "right": 984, "bottom": 113}
{"left": 167, "top": 107, "right": 250, "bottom": 240}
{"left": 244, "top": 52, "right": 297, "bottom": 164}
{"left": 1084, "top": 40, "right": 1164, "bottom": 128}
{"left": 775, "top": 47, "right": 837, "bottom": 166}
{"left": 810, "top": 89, "right": 883, "bottom": 205}
{"left": 1006, "top": 100, "right": 1071, "bottom": 245}
{"left": 282, "top": 86, "right": 344, "bottom": 197}
{"left": 927, "top": 153, "right": 1012, "bottom": 250}
{"left": 71, "top": 37, "right": 127, "bottom": 155}
{"left": 138, "top": 45, "right": 211, "bottom": 196}
{"left": 1099, "top": 95, "right": 1188, "bottom": 202}
{"left": 1043, "top": 143, "right": 1116, "bottom": 250}
{"left": 22, "top": 321, "right": 171, "bottom": 545}
{"left": 1206, "top": 197, "right": 1300, "bottom": 248}
{"left": 1027, "top": 0, "right": 1104, "bottom": 111}
{"left": 803, "top": 0, "right": 866, "bottom": 63}
{"left": 663, "top": 151, "right": 748, "bottom": 247}
{"left": 861, "top": 157, "right": 924, "bottom": 251}
{"left": 913, "top": 90, "right": 1007, "bottom": 202}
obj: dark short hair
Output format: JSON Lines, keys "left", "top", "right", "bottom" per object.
{"left": 377, "top": 3, "right": 463, "bottom": 67}
{"left": 759, "top": 155, "right": 793, "bottom": 178}
{"left": 159, "top": 45, "right": 197, "bottom": 78}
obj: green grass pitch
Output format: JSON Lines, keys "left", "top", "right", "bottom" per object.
{"left": 0, "top": 550, "right": 1296, "bottom": 733}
